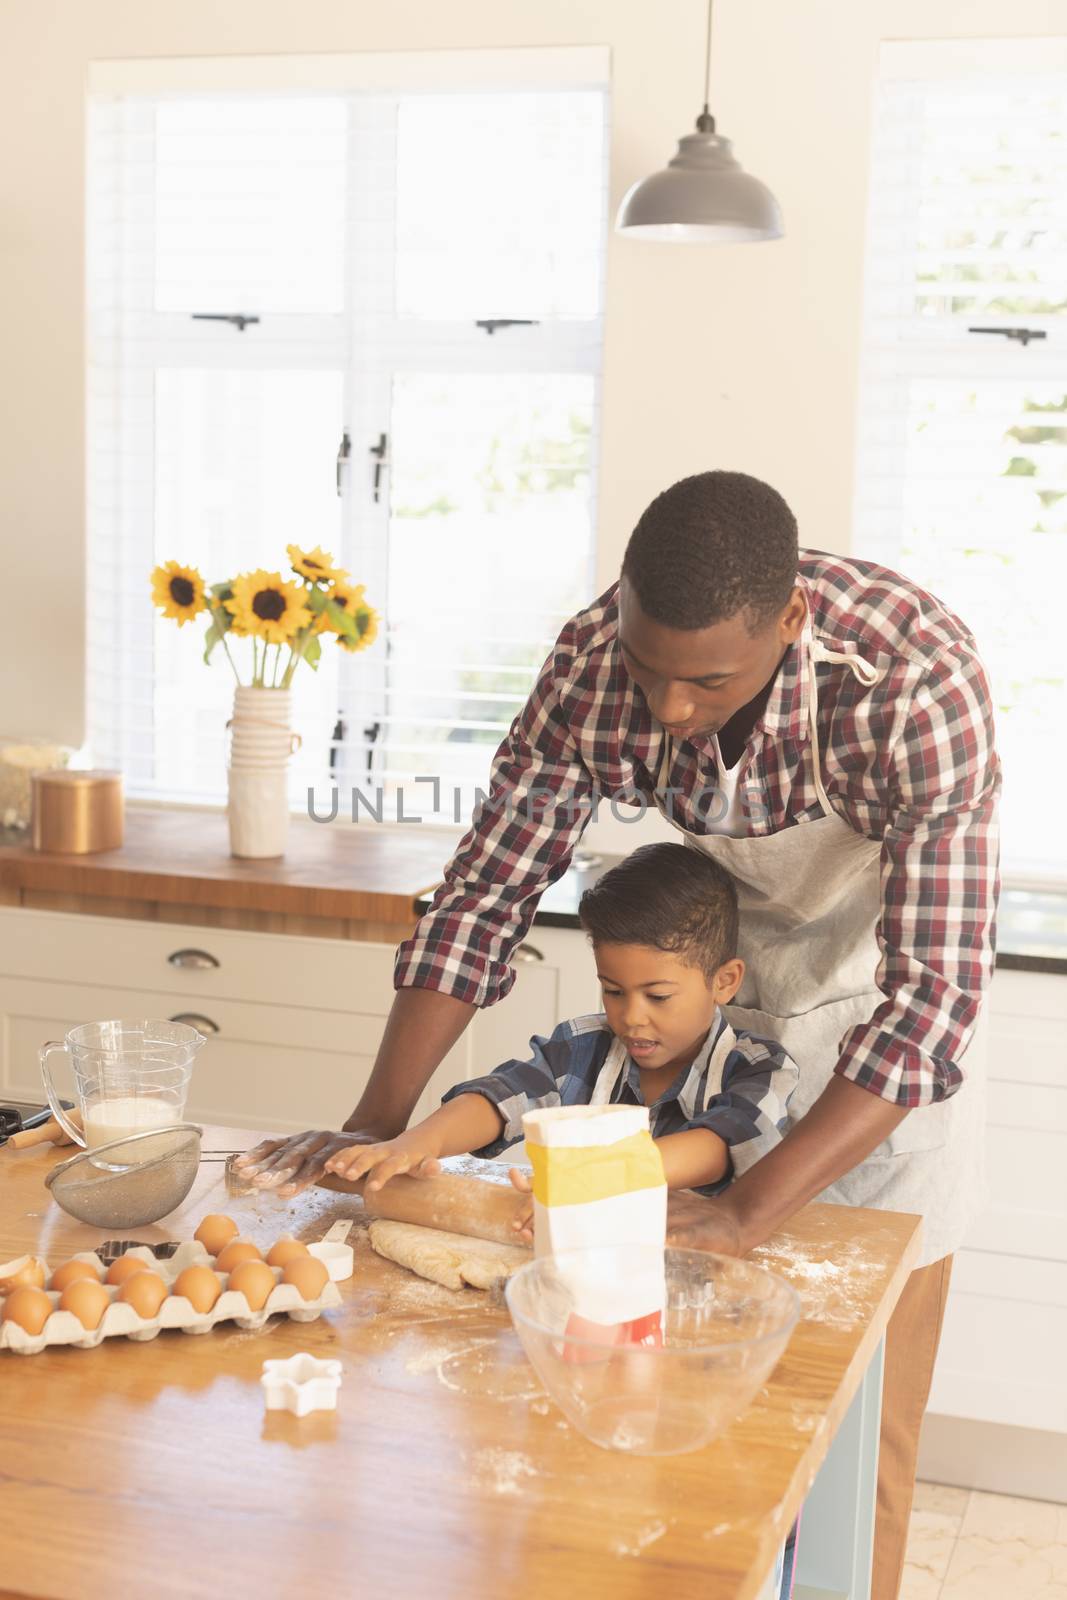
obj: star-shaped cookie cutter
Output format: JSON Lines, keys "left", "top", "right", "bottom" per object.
{"left": 261, "top": 1352, "right": 343, "bottom": 1416}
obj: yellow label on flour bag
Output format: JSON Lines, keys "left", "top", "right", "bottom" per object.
{"left": 522, "top": 1105, "right": 666, "bottom": 1355}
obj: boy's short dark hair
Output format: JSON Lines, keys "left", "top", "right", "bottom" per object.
{"left": 578, "top": 843, "right": 739, "bottom": 981}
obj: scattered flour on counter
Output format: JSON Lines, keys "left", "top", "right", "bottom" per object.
{"left": 613, "top": 1520, "right": 668, "bottom": 1558}
{"left": 469, "top": 1447, "right": 539, "bottom": 1496}
{"left": 404, "top": 1335, "right": 496, "bottom": 1386}
{"left": 374, "top": 1272, "right": 482, "bottom": 1317}
{"left": 749, "top": 1240, "right": 883, "bottom": 1329}
{"left": 222, "top": 1317, "right": 284, "bottom": 1345}
{"left": 404, "top": 1334, "right": 543, "bottom": 1402}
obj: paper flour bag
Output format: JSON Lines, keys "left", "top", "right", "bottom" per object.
{"left": 522, "top": 1104, "right": 666, "bottom": 1357}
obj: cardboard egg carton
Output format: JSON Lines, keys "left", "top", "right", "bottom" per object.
{"left": 0, "top": 1241, "right": 343, "bottom": 1356}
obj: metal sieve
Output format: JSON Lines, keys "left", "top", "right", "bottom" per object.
{"left": 45, "top": 1125, "right": 204, "bottom": 1228}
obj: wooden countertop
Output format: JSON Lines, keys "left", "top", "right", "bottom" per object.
{"left": 0, "top": 1124, "right": 921, "bottom": 1600}
{"left": 0, "top": 807, "right": 455, "bottom": 924}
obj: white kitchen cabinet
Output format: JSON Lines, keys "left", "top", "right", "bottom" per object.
{"left": 0, "top": 909, "right": 466, "bottom": 1133}
{"left": 927, "top": 966, "right": 1067, "bottom": 1440}
{"left": 467, "top": 924, "right": 601, "bottom": 1078}
{"left": 0, "top": 908, "right": 597, "bottom": 1136}
{"left": 0, "top": 974, "right": 385, "bottom": 1134}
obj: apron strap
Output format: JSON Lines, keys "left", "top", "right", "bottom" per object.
{"left": 809, "top": 637, "right": 884, "bottom": 686}
{"left": 589, "top": 1032, "right": 631, "bottom": 1105}
{"left": 656, "top": 732, "right": 674, "bottom": 796}
{"left": 807, "top": 635, "right": 884, "bottom": 818}
{"left": 699, "top": 1015, "right": 737, "bottom": 1110}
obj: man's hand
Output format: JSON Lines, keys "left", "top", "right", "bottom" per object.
{"left": 233, "top": 1130, "right": 378, "bottom": 1197}
{"left": 508, "top": 1168, "right": 534, "bottom": 1244}
{"left": 668, "top": 1077, "right": 912, "bottom": 1257}
{"left": 324, "top": 1128, "right": 443, "bottom": 1190}
{"left": 666, "top": 1190, "right": 744, "bottom": 1257}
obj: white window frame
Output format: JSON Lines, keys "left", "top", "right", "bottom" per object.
{"left": 853, "top": 37, "right": 1067, "bottom": 889}
{"left": 87, "top": 49, "right": 609, "bottom": 817}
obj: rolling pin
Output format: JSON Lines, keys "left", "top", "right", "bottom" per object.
{"left": 7, "top": 1110, "right": 82, "bottom": 1150}
{"left": 319, "top": 1163, "right": 528, "bottom": 1249}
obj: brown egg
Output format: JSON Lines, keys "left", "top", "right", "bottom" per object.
{"left": 194, "top": 1214, "right": 239, "bottom": 1257}
{"left": 2, "top": 1286, "right": 53, "bottom": 1335}
{"left": 106, "top": 1254, "right": 157, "bottom": 1287}
{"left": 266, "top": 1237, "right": 310, "bottom": 1269}
{"left": 281, "top": 1256, "right": 329, "bottom": 1301}
{"left": 60, "top": 1278, "right": 111, "bottom": 1331}
{"left": 171, "top": 1265, "right": 221, "bottom": 1314}
{"left": 117, "top": 1271, "right": 168, "bottom": 1319}
{"left": 0, "top": 1256, "right": 47, "bottom": 1295}
{"left": 50, "top": 1258, "right": 101, "bottom": 1292}
{"left": 214, "top": 1240, "right": 263, "bottom": 1274}
{"left": 228, "top": 1259, "right": 277, "bottom": 1312}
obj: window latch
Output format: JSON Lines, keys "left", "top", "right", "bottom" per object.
{"left": 968, "top": 326, "right": 1047, "bottom": 347}
{"left": 329, "top": 711, "right": 345, "bottom": 775}
{"left": 336, "top": 431, "right": 351, "bottom": 496}
{"left": 475, "top": 319, "right": 540, "bottom": 335}
{"left": 191, "top": 313, "right": 261, "bottom": 332}
{"left": 363, "top": 719, "right": 381, "bottom": 781}
{"left": 370, "top": 433, "right": 389, "bottom": 503}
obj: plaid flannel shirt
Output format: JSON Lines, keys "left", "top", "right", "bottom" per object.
{"left": 443, "top": 1008, "right": 799, "bottom": 1196}
{"left": 396, "top": 549, "right": 1001, "bottom": 1108}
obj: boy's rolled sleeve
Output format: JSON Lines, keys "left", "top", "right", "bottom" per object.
{"left": 442, "top": 1023, "right": 574, "bottom": 1156}
{"left": 688, "top": 1036, "right": 799, "bottom": 1184}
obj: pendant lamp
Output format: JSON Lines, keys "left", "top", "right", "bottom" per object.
{"left": 616, "top": 0, "right": 783, "bottom": 243}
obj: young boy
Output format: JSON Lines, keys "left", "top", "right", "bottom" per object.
{"left": 325, "top": 843, "right": 798, "bottom": 1220}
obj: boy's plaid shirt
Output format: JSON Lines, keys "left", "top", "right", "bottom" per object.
{"left": 396, "top": 550, "right": 1001, "bottom": 1108}
{"left": 443, "top": 1008, "right": 799, "bottom": 1197}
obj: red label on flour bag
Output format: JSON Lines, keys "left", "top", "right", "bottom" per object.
{"left": 561, "top": 1308, "right": 665, "bottom": 1364}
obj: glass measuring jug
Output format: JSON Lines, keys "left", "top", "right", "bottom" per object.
{"left": 40, "top": 1019, "right": 205, "bottom": 1164}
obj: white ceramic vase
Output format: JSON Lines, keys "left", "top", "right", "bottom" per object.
{"left": 226, "top": 686, "right": 301, "bottom": 859}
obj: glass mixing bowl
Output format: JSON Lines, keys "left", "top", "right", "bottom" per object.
{"left": 506, "top": 1246, "right": 799, "bottom": 1456}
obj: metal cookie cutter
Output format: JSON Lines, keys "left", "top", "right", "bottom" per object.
{"left": 261, "top": 1352, "right": 342, "bottom": 1416}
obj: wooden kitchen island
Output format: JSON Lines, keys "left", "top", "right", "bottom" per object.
{"left": 0, "top": 1123, "right": 921, "bottom": 1600}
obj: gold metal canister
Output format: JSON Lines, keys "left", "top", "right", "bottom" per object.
{"left": 31, "top": 770, "right": 124, "bottom": 853}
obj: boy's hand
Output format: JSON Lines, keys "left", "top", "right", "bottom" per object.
{"left": 324, "top": 1128, "right": 443, "bottom": 1190}
{"left": 508, "top": 1168, "right": 534, "bottom": 1245}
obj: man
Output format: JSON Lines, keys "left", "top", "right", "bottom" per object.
{"left": 239, "top": 471, "right": 1000, "bottom": 1600}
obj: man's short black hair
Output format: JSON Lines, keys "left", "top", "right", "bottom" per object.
{"left": 578, "top": 842, "right": 738, "bottom": 982}
{"left": 622, "top": 470, "right": 798, "bottom": 634}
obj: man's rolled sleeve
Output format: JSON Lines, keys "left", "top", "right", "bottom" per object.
{"left": 393, "top": 646, "right": 594, "bottom": 1009}
{"left": 836, "top": 644, "right": 1000, "bottom": 1107}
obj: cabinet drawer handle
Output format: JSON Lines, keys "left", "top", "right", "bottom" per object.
{"left": 514, "top": 943, "right": 544, "bottom": 963}
{"left": 167, "top": 948, "right": 220, "bottom": 971}
{"left": 169, "top": 1012, "right": 220, "bottom": 1035}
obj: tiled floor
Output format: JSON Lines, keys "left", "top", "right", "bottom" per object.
{"left": 902, "top": 1482, "right": 1067, "bottom": 1599}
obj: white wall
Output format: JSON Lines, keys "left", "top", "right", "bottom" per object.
{"left": 1, "top": 0, "right": 1065, "bottom": 748}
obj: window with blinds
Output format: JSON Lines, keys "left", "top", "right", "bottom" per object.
{"left": 87, "top": 53, "right": 608, "bottom": 819}
{"left": 854, "top": 38, "right": 1067, "bottom": 883}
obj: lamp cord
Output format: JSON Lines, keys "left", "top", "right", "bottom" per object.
{"left": 696, "top": 0, "right": 716, "bottom": 132}
{"left": 703, "top": 0, "right": 714, "bottom": 115}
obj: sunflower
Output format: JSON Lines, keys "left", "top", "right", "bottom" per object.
{"left": 150, "top": 562, "right": 207, "bottom": 626}
{"left": 287, "top": 543, "right": 344, "bottom": 585}
{"left": 315, "top": 576, "right": 368, "bottom": 635}
{"left": 224, "top": 570, "right": 312, "bottom": 644}
{"left": 335, "top": 602, "right": 380, "bottom": 653}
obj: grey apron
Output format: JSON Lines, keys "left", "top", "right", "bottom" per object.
{"left": 655, "top": 619, "right": 985, "bottom": 1267}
